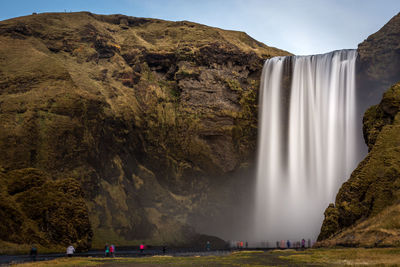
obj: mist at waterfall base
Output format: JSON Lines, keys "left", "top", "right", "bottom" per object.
{"left": 250, "top": 50, "right": 365, "bottom": 246}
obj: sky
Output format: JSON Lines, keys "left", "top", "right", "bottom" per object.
{"left": 0, "top": 0, "right": 399, "bottom": 55}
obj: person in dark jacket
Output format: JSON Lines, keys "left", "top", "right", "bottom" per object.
{"left": 206, "top": 241, "right": 211, "bottom": 251}
{"left": 29, "top": 245, "right": 38, "bottom": 261}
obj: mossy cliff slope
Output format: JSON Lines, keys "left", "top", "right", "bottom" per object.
{"left": 0, "top": 12, "right": 290, "bottom": 248}
{"left": 0, "top": 168, "right": 92, "bottom": 250}
{"left": 317, "top": 82, "right": 400, "bottom": 247}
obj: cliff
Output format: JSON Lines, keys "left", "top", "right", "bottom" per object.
{"left": 317, "top": 12, "right": 400, "bottom": 246}
{"left": 358, "top": 12, "right": 400, "bottom": 88}
{"left": 356, "top": 12, "right": 400, "bottom": 110}
{"left": 0, "top": 12, "right": 290, "bottom": 249}
{"left": 317, "top": 82, "right": 400, "bottom": 247}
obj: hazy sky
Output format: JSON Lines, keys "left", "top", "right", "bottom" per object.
{"left": 1, "top": 0, "right": 399, "bottom": 55}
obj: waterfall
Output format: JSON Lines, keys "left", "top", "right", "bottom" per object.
{"left": 254, "top": 50, "right": 360, "bottom": 244}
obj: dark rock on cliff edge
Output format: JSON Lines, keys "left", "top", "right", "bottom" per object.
{"left": 356, "top": 12, "right": 400, "bottom": 111}
{"left": 0, "top": 12, "right": 290, "bottom": 248}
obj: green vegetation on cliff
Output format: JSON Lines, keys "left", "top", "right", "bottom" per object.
{"left": 318, "top": 82, "right": 400, "bottom": 247}
{"left": 0, "top": 168, "right": 92, "bottom": 250}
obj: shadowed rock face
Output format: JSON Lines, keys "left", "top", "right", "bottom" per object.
{"left": 356, "top": 12, "right": 400, "bottom": 111}
{"left": 0, "top": 12, "right": 290, "bottom": 248}
{"left": 358, "top": 12, "right": 400, "bottom": 86}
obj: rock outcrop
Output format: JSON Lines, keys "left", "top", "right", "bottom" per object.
{"left": 358, "top": 12, "right": 400, "bottom": 87}
{"left": 357, "top": 12, "right": 400, "bottom": 110}
{"left": 0, "top": 12, "right": 290, "bottom": 248}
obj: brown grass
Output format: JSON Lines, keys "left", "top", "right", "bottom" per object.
{"left": 281, "top": 247, "right": 400, "bottom": 266}
{"left": 317, "top": 204, "right": 400, "bottom": 247}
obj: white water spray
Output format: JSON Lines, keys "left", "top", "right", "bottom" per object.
{"left": 253, "top": 50, "right": 360, "bottom": 244}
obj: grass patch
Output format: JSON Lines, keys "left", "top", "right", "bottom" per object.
{"left": 281, "top": 247, "right": 400, "bottom": 266}
{"left": 12, "top": 248, "right": 400, "bottom": 266}
{"left": 11, "top": 251, "right": 283, "bottom": 267}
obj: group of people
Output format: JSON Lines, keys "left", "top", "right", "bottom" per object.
{"left": 235, "top": 241, "right": 249, "bottom": 249}
{"left": 29, "top": 237, "right": 311, "bottom": 262}
{"left": 31, "top": 244, "right": 116, "bottom": 258}
{"left": 66, "top": 243, "right": 146, "bottom": 258}
{"left": 230, "top": 239, "right": 312, "bottom": 249}
{"left": 104, "top": 244, "right": 116, "bottom": 257}
{"left": 276, "top": 238, "right": 311, "bottom": 249}
{"left": 30, "top": 242, "right": 155, "bottom": 260}
{"left": 30, "top": 244, "right": 77, "bottom": 260}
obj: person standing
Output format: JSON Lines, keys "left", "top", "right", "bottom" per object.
{"left": 301, "top": 239, "right": 305, "bottom": 249}
{"left": 110, "top": 244, "right": 115, "bottom": 257}
{"left": 29, "top": 245, "right": 38, "bottom": 261}
{"left": 286, "top": 240, "right": 291, "bottom": 249}
{"left": 66, "top": 245, "right": 75, "bottom": 257}
{"left": 140, "top": 244, "right": 144, "bottom": 253}
{"left": 206, "top": 241, "right": 211, "bottom": 251}
{"left": 105, "top": 244, "right": 110, "bottom": 257}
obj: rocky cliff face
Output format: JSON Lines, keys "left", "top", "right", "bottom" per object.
{"left": 317, "top": 12, "right": 400, "bottom": 247}
{"left": 0, "top": 12, "right": 290, "bottom": 248}
{"left": 356, "top": 12, "right": 400, "bottom": 110}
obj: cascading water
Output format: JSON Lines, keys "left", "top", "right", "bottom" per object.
{"left": 253, "top": 50, "right": 360, "bottom": 244}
